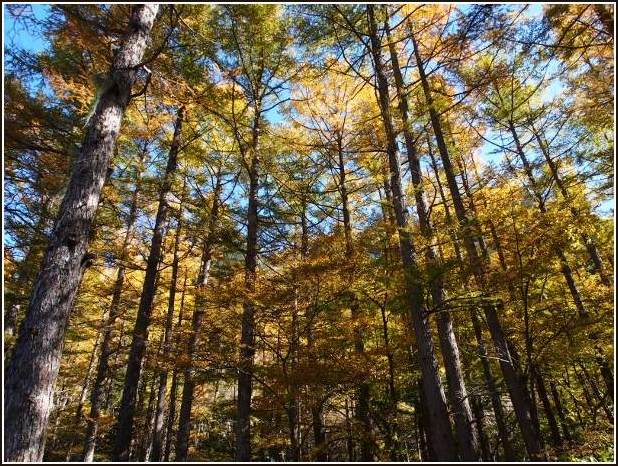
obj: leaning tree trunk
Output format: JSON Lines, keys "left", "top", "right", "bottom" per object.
{"left": 506, "top": 120, "right": 587, "bottom": 318}
{"left": 151, "top": 193, "right": 184, "bottom": 462}
{"left": 384, "top": 14, "right": 478, "bottom": 460}
{"left": 367, "top": 6, "right": 457, "bottom": 460}
{"left": 176, "top": 169, "right": 222, "bottom": 461}
{"left": 236, "top": 112, "right": 261, "bottom": 461}
{"left": 530, "top": 122, "right": 610, "bottom": 285}
{"left": 3, "top": 5, "right": 159, "bottom": 462}
{"left": 410, "top": 26, "right": 542, "bottom": 459}
{"left": 427, "top": 142, "right": 515, "bottom": 460}
{"left": 83, "top": 148, "right": 145, "bottom": 462}
{"left": 113, "top": 105, "right": 184, "bottom": 461}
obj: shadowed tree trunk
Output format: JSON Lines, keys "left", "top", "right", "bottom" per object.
{"left": 4, "top": 5, "right": 159, "bottom": 462}
{"left": 113, "top": 105, "right": 184, "bottom": 461}
{"left": 535, "top": 370, "right": 562, "bottom": 447}
{"left": 236, "top": 108, "right": 262, "bottom": 461}
{"left": 367, "top": 6, "right": 457, "bottom": 460}
{"left": 530, "top": 123, "right": 610, "bottom": 285}
{"left": 83, "top": 147, "right": 145, "bottom": 462}
{"left": 163, "top": 270, "right": 187, "bottom": 461}
{"left": 506, "top": 120, "right": 587, "bottom": 318}
{"left": 411, "top": 24, "right": 542, "bottom": 459}
{"left": 151, "top": 191, "right": 185, "bottom": 462}
{"left": 384, "top": 11, "right": 478, "bottom": 460}
{"left": 176, "top": 168, "right": 222, "bottom": 461}
{"left": 549, "top": 382, "right": 572, "bottom": 442}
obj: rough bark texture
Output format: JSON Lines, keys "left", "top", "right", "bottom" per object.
{"left": 411, "top": 26, "right": 542, "bottom": 459}
{"left": 175, "top": 170, "right": 222, "bottom": 461}
{"left": 367, "top": 6, "right": 457, "bottom": 460}
{"left": 3, "top": 5, "right": 159, "bottom": 462}
{"left": 113, "top": 105, "right": 183, "bottom": 461}
{"left": 384, "top": 14, "right": 478, "bottom": 460}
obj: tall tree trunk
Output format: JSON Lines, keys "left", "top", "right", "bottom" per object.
{"left": 471, "top": 395, "right": 491, "bottom": 461}
{"left": 176, "top": 169, "right": 222, "bottom": 461}
{"left": 3, "top": 5, "right": 159, "bottom": 462}
{"left": 384, "top": 13, "right": 478, "bottom": 460}
{"left": 428, "top": 139, "right": 515, "bottom": 460}
{"left": 506, "top": 121, "right": 587, "bottom": 318}
{"left": 549, "top": 382, "right": 572, "bottom": 442}
{"left": 367, "top": 6, "right": 457, "bottom": 460}
{"left": 236, "top": 110, "right": 261, "bottom": 461}
{"left": 531, "top": 124, "right": 610, "bottom": 285}
{"left": 151, "top": 194, "right": 184, "bottom": 462}
{"left": 164, "top": 270, "right": 187, "bottom": 461}
{"left": 83, "top": 147, "right": 145, "bottom": 462}
{"left": 113, "top": 105, "right": 184, "bottom": 461}
{"left": 534, "top": 370, "right": 562, "bottom": 447}
{"left": 410, "top": 26, "right": 542, "bottom": 459}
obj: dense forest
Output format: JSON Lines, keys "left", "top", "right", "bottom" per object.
{"left": 3, "top": 3, "right": 614, "bottom": 463}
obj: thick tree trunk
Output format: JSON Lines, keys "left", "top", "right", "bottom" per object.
{"left": 428, "top": 138, "right": 515, "bottom": 460}
{"left": 411, "top": 27, "right": 542, "bottom": 459}
{"left": 367, "top": 7, "right": 457, "bottom": 460}
{"left": 151, "top": 198, "right": 184, "bottom": 462}
{"left": 113, "top": 105, "right": 184, "bottom": 461}
{"left": 384, "top": 15, "right": 478, "bottom": 460}
{"left": 471, "top": 395, "right": 491, "bottom": 461}
{"left": 236, "top": 112, "right": 261, "bottom": 461}
{"left": 3, "top": 6, "right": 159, "bottom": 462}
{"left": 176, "top": 170, "right": 222, "bottom": 461}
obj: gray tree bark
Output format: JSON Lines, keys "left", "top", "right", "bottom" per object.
{"left": 3, "top": 5, "right": 159, "bottom": 462}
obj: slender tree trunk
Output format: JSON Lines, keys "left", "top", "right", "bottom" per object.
{"left": 344, "top": 398, "right": 354, "bottom": 462}
{"left": 113, "top": 105, "right": 184, "bottom": 461}
{"left": 176, "top": 169, "right": 222, "bottom": 461}
{"left": 411, "top": 27, "right": 542, "bottom": 459}
{"left": 151, "top": 196, "right": 184, "bottom": 462}
{"left": 534, "top": 370, "right": 562, "bottom": 447}
{"left": 83, "top": 148, "right": 145, "bottom": 462}
{"left": 384, "top": 14, "right": 478, "bottom": 460}
{"left": 549, "top": 382, "right": 572, "bottom": 442}
{"left": 164, "top": 270, "right": 187, "bottom": 461}
{"left": 427, "top": 139, "right": 515, "bottom": 460}
{"left": 367, "top": 7, "right": 457, "bottom": 460}
{"left": 236, "top": 111, "right": 261, "bottom": 461}
{"left": 506, "top": 121, "right": 588, "bottom": 318}
{"left": 471, "top": 395, "right": 491, "bottom": 461}
{"left": 3, "top": 6, "right": 159, "bottom": 462}
{"left": 578, "top": 362, "right": 613, "bottom": 422}
{"left": 531, "top": 123, "right": 610, "bottom": 285}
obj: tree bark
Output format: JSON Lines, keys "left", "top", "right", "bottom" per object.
{"left": 151, "top": 195, "right": 184, "bottom": 462}
{"left": 367, "top": 6, "right": 457, "bottom": 460}
{"left": 113, "top": 105, "right": 184, "bottom": 461}
{"left": 236, "top": 110, "right": 261, "bottom": 461}
{"left": 531, "top": 125, "right": 610, "bottom": 285}
{"left": 534, "top": 370, "right": 562, "bottom": 447}
{"left": 549, "top": 382, "right": 572, "bottom": 442}
{"left": 384, "top": 13, "right": 478, "bottom": 460}
{"left": 164, "top": 270, "right": 188, "bottom": 461}
{"left": 3, "top": 5, "right": 159, "bottom": 462}
{"left": 83, "top": 147, "right": 145, "bottom": 462}
{"left": 176, "top": 168, "right": 222, "bottom": 461}
{"left": 411, "top": 26, "right": 542, "bottom": 459}
{"left": 506, "top": 121, "right": 588, "bottom": 318}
